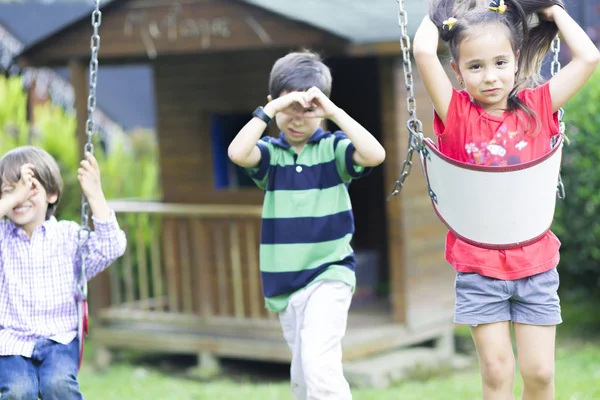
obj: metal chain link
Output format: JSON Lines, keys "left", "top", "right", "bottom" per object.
{"left": 387, "top": 0, "right": 425, "bottom": 201}
{"left": 550, "top": 35, "right": 566, "bottom": 200}
{"left": 78, "top": 0, "right": 102, "bottom": 300}
{"left": 550, "top": 36, "right": 564, "bottom": 134}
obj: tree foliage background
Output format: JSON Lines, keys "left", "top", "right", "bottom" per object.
{"left": 552, "top": 68, "right": 600, "bottom": 297}
{"left": 0, "top": 75, "right": 160, "bottom": 223}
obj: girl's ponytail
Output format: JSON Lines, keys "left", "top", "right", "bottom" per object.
{"left": 430, "top": 0, "right": 461, "bottom": 42}
{"left": 516, "top": 0, "right": 563, "bottom": 88}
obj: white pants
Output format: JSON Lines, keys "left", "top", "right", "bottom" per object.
{"left": 279, "top": 280, "right": 353, "bottom": 400}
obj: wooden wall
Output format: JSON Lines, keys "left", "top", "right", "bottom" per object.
{"left": 380, "top": 55, "right": 455, "bottom": 327}
{"left": 22, "top": 0, "right": 346, "bottom": 65}
{"left": 23, "top": 0, "right": 455, "bottom": 330}
{"left": 153, "top": 50, "right": 285, "bottom": 205}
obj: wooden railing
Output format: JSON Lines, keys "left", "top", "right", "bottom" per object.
{"left": 102, "top": 201, "right": 278, "bottom": 327}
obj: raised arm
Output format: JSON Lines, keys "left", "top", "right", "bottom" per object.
{"left": 228, "top": 92, "right": 313, "bottom": 168}
{"left": 76, "top": 152, "right": 126, "bottom": 279}
{"left": 545, "top": 5, "right": 600, "bottom": 112}
{"left": 413, "top": 16, "right": 454, "bottom": 123}
{"left": 303, "top": 87, "right": 385, "bottom": 167}
{"left": 227, "top": 111, "right": 270, "bottom": 169}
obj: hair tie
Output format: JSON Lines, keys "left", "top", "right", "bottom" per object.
{"left": 489, "top": 0, "right": 507, "bottom": 14}
{"left": 442, "top": 17, "right": 457, "bottom": 31}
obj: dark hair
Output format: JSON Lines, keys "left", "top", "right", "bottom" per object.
{"left": 269, "top": 49, "right": 333, "bottom": 99}
{"left": 0, "top": 146, "right": 63, "bottom": 218}
{"left": 430, "top": 0, "right": 563, "bottom": 135}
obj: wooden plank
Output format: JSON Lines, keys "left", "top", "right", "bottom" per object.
{"left": 192, "top": 218, "right": 213, "bottom": 318}
{"left": 92, "top": 317, "right": 455, "bottom": 363}
{"left": 67, "top": 59, "right": 89, "bottom": 160}
{"left": 22, "top": 0, "right": 347, "bottom": 64}
{"left": 162, "top": 218, "right": 179, "bottom": 312}
{"left": 380, "top": 57, "right": 407, "bottom": 324}
{"left": 98, "top": 308, "right": 281, "bottom": 335}
{"left": 107, "top": 201, "right": 263, "bottom": 216}
{"left": 122, "top": 224, "right": 136, "bottom": 306}
{"left": 342, "top": 322, "right": 455, "bottom": 361}
{"left": 214, "top": 221, "right": 229, "bottom": 316}
{"left": 149, "top": 214, "right": 164, "bottom": 309}
{"left": 115, "top": 297, "right": 168, "bottom": 311}
{"left": 178, "top": 220, "right": 194, "bottom": 314}
{"left": 229, "top": 221, "right": 245, "bottom": 319}
{"left": 135, "top": 223, "right": 150, "bottom": 303}
{"left": 92, "top": 326, "right": 292, "bottom": 363}
{"left": 244, "top": 220, "right": 262, "bottom": 320}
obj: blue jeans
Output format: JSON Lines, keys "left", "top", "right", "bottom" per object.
{"left": 0, "top": 338, "right": 83, "bottom": 400}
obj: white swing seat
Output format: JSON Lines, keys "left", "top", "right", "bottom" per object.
{"left": 421, "top": 136, "right": 563, "bottom": 249}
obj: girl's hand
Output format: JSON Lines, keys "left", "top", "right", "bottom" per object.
{"left": 539, "top": 5, "right": 563, "bottom": 22}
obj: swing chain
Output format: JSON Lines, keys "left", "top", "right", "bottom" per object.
{"left": 550, "top": 36, "right": 565, "bottom": 135}
{"left": 77, "top": 0, "right": 102, "bottom": 299}
{"left": 551, "top": 35, "right": 566, "bottom": 200}
{"left": 387, "top": 0, "right": 425, "bottom": 201}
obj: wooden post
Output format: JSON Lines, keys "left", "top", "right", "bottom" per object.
{"left": 68, "top": 59, "right": 89, "bottom": 160}
{"left": 379, "top": 57, "right": 407, "bottom": 324}
{"left": 69, "top": 58, "right": 111, "bottom": 318}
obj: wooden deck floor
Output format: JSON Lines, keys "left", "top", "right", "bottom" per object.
{"left": 93, "top": 300, "right": 454, "bottom": 363}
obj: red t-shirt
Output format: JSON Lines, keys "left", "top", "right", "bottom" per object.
{"left": 433, "top": 83, "right": 561, "bottom": 280}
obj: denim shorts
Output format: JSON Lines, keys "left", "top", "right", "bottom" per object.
{"left": 454, "top": 267, "right": 562, "bottom": 326}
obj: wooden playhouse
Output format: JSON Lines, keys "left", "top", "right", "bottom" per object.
{"left": 17, "top": 0, "right": 456, "bottom": 373}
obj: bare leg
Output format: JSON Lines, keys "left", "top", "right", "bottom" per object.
{"left": 513, "top": 323, "right": 556, "bottom": 400}
{"left": 471, "top": 322, "right": 515, "bottom": 400}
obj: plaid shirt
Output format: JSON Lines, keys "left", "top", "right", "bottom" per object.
{"left": 0, "top": 212, "right": 126, "bottom": 357}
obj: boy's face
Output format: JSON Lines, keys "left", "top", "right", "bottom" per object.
{"left": 273, "top": 91, "right": 323, "bottom": 148}
{"left": 1, "top": 177, "right": 57, "bottom": 236}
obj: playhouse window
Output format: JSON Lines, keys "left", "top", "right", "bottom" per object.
{"left": 210, "top": 113, "right": 257, "bottom": 189}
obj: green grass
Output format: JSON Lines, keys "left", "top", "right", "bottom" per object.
{"left": 78, "top": 339, "right": 600, "bottom": 400}
{"left": 77, "top": 294, "right": 600, "bottom": 400}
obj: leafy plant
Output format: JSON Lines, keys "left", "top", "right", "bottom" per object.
{"left": 0, "top": 75, "right": 161, "bottom": 223}
{"left": 552, "top": 68, "right": 600, "bottom": 295}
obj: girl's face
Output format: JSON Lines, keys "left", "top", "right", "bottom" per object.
{"left": 452, "top": 24, "right": 519, "bottom": 115}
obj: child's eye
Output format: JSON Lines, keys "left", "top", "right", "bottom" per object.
{"left": 469, "top": 64, "right": 481, "bottom": 70}
{"left": 497, "top": 60, "right": 508, "bottom": 66}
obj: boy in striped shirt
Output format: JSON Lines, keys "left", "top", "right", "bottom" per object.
{"left": 228, "top": 50, "right": 385, "bottom": 399}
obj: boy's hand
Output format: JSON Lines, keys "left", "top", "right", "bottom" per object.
{"left": 78, "top": 152, "right": 105, "bottom": 202}
{"left": 5, "top": 163, "right": 39, "bottom": 206}
{"left": 303, "top": 87, "right": 340, "bottom": 120}
{"left": 264, "top": 91, "right": 312, "bottom": 118}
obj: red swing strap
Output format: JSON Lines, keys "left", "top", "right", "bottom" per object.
{"left": 76, "top": 0, "right": 103, "bottom": 373}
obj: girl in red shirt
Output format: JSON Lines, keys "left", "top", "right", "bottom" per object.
{"left": 413, "top": 0, "right": 599, "bottom": 398}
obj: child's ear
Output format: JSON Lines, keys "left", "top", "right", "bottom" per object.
{"left": 450, "top": 60, "right": 462, "bottom": 84}
{"left": 48, "top": 193, "right": 58, "bottom": 205}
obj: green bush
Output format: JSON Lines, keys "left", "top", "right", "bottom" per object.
{"left": 0, "top": 75, "right": 161, "bottom": 224}
{"left": 552, "top": 68, "right": 600, "bottom": 296}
